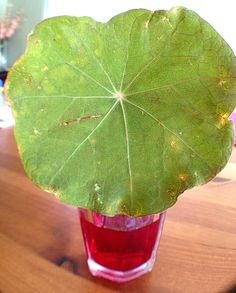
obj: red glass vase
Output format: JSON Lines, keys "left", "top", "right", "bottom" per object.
{"left": 79, "top": 209, "right": 166, "bottom": 282}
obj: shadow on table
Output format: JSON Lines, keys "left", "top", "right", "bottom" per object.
{"left": 223, "top": 283, "right": 236, "bottom": 293}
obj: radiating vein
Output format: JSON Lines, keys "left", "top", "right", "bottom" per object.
{"left": 119, "top": 16, "right": 137, "bottom": 92}
{"left": 123, "top": 53, "right": 161, "bottom": 93}
{"left": 65, "top": 62, "right": 114, "bottom": 94}
{"left": 16, "top": 95, "right": 115, "bottom": 100}
{"left": 124, "top": 98, "right": 214, "bottom": 171}
{"left": 120, "top": 100, "right": 133, "bottom": 197}
{"left": 102, "top": 157, "right": 127, "bottom": 199}
{"left": 122, "top": 11, "right": 175, "bottom": 93}
{"left": 72, "top": 30, "right": 117, "bottom": 92}
{"left": 171, "top": 85, "right": 222, "bottom": 129}
{"left": 125, "top": 76, "right": 219, "bottom": 97}
{"left": 49, "top": 100, "right": 119, "bottom": 184}
{"left": 119, "top": 38, "right": 131, "bottom": 92}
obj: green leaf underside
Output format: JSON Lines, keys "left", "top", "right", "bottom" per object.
{"left": 5, "top": 7, "right": 236, "bottom": 216}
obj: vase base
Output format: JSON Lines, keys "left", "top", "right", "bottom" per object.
{"left": 87, "top": 256, "right": 156, "bottom": 283}
{"left": 84, "top": 212, "right": 166, "bottom": 282}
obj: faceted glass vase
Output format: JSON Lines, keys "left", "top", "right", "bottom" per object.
{"left": 79, "top": 209, "right": 166, "bottom": 282}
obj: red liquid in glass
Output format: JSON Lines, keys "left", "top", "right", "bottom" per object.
{"left": 80, "top": 216, "right": 161, "bottom": 271}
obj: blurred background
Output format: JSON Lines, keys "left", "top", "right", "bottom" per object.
{"left": 0, "top": 0, "right": 235, "bottom": 71}
{"left": 1, "top": 0, "right": 235, "bottom": 126}
{"left": 0, "top": 0, "right": 236, "bottom": 129}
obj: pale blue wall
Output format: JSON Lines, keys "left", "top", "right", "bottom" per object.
{"left": 3, "top": 0, "right": 46, "bottom": 68}
{"left": 3, "top": 0, "right": 236, "bottom": 68}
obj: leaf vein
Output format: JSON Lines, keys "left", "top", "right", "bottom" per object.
{"left": 65, "top": 62, "right": 114, "bottom": 95}
{"left": 125, "top": 76, "right": 219, "bottom": 97}
{"left": 120, "top": 100, "right": 133, "bottom": 200}
{"left": 16, "top": 95, "right": 115, "bottom": 100}
{"left": 49, "top": 100, "right": 119, "bottom": 185}
{"left": 123, "top": 53, "right": 161, "bottom": 93}
{"left": 119, "top": 16, "right": 137, "bottom": 91}
{"left": 124, "top": 98, "right": 214, "bottom": 171}
{"left": 71, "top": 30, "right": 117, "bottom": 92}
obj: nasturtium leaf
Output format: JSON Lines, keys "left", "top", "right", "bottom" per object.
{"left": 5, "top": 7, "right": 236, "bottom": 216}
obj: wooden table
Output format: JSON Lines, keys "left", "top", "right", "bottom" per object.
{"left": 0, "top": 127, "right": 236, "bottom": 293}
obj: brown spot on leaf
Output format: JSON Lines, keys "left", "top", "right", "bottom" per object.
{"left": 179, "top": 174, "right": 188, "bottom": 181}
{"left": 62, "top": 114, "right": 102, "bottom": 126}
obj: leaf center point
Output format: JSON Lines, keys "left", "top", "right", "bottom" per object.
{"left": 116, "top": 92, "right": 124, "bottom": 101}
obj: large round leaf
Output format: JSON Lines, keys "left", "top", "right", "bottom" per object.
{"left": 5, "top": 7, "right": 236, "bottom": 216}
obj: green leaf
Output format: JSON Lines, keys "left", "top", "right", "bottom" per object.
{"left": 5, "top": 7, "right": 236, "bottom": 216}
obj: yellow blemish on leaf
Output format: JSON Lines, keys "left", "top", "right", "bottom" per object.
{"left": 42, "top": 66, "right": 48, "bottom": 72}
{"left": 218, "top": 79, "right": 226, "bottom": 87}
{"left": 145, "top": 11, "right": 155, "bottom": 29}
{"left": 28, "top": 31, "right": 34, "bottom": 38}
{"left": 11, "top": 106, "right": 17, "bottom": 118}
{"left": 222, "top": 113, "right": 229, "bottom": 119}
{"left": 94, "top": 183, "right": 101, "bottom": 193}
{"left": 44, "top": 187, "right": 60, "bottom": 198}
{"left": 171, "top": 7, "right": 181, "bottom": 15}
{"left": 218, "top": 113, "right": 229, "bottom": 126}
{"left": 179, "top": 174, "right": 188, "bottom": 181}
{"left": 170, "top": 138, "right": 177, "bottom": 150}
{"left": 162, "top": 15, "right": 173, "bottom": 29}
{"left": 219, "top": 117, "right": 226, "bottom": 126}
{"left": 168, "top": 136, "right": 182, "bottom": 152}
{"left": 17, "top": 145, "right": 22, "bottom": 155}
{"left": 144, "top": 21, "right": 149, "bottom": 29}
